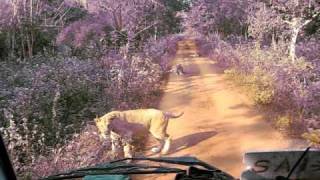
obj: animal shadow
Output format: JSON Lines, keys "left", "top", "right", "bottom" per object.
{"left": 169, "top": 131, "right": 217, "bottom": 154}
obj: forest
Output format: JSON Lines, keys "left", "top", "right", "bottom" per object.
{"left": 0, "top": 0, "right": 319, "bottom": 179}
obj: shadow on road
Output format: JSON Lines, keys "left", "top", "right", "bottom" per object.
{"left": 168, "top": 131, "right": 218, "bottom": 154}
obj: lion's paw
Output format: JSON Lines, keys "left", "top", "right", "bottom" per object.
{"left": 151, "top": 147, "right": 161, "bottom": 153}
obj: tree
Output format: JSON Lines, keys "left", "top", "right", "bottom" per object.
{"left": 0, "top": 0, "right": 71, "bottom": 59}
{"left": 185, "top": 0, "right": 250, "bottom": 37}
{"left": 247, "top": 2, "right": 285, "bottom": 45}
{"left": 265, "top": 0, "right": 320, "bottom": 62}
{"left": 57, "top": 0, "right": 186, "bottom": 57}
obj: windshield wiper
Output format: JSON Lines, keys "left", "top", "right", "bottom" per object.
{"left": 43, "top": 156, "right": 234, "bottom": 180}
{"left": 275, "top": 147, "right": 311, "bottom": 180}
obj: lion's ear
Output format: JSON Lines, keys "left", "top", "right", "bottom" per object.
{"left": 94, "top": 115, "right": 99, "bottom": 122}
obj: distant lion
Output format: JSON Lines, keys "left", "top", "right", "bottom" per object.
{"left": 95, "top": 109, "right": 184, "bottom": 157}
{"left": 175, "top": 64, "right": 185, "bottom": 75}
{"left": 168, "top": 64, "right": 185, "bottom": 75}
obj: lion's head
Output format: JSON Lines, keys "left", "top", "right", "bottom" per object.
{"left": 94, "top": 112, "right": 119, "bottom": 139}
{"left": 94, "top": 117, "right": 108, "bottom": 139}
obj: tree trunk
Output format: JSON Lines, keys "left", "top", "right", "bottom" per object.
{"left": 26, "top": 33, "right": 33, "bottom": 58}
{"left": 289, "top": 27, "right": 299, "bottom": 63}
{"left": 10, "top": 32, "right": 15, "bottom": 58}
{"left": 271, "top": 31, "right": 277, "bottom": 50}
{"left": 154, "top": 26, "right": 158, "bottom": 40}
{"left": 20, "top": 30, "right": 26, "bottom": 59}
{"left": 288, "top": 17, "right": 313, "bottom": 63}
{"left": 30, "top": 0, "right": 33, "bottom": 24}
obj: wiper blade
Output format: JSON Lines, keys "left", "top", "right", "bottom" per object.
{"left": 43, "top": 156, "right": 234, "bottom": 180}
{"left": 44, "top": 165, "right": 184, "bottom": 180}
{"left": 110, "top": 156, "right": 216, "bottom": 170}
{"left": 287, "top": 147, "right": 311, "bottom": 179}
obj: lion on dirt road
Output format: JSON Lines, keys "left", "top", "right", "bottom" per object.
{"left": 95, "top": 108, "right": 184, "bottom": 157}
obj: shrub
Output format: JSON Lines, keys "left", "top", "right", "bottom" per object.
{"left": 302, "top": 131, "right": 320, "bottom": 148}
{"left": 225, "top": 68, "right": 274, "bottom": 105}
{"left": 275, "top": 115, "right": 292, "bottom": 132}
{"left": 30, "top": 124, "right": 113, "bottom": 178}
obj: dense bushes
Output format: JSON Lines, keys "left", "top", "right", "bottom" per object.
{"left": 56, "top": 0, "right": 187, "bottom": 59}
{"left": 0, "top": 34, "right": 180, "bottom": 178}
{"left": 0, "top": 0, "right": 187, "bottom": 178}
{"left": 0, "top": 57, "right": 110, "bottom": 174}
{"left": 0, "top": 0, "right": 187, "bottom": 61}
{"left": 30, "top": 124, "right": 112, "bottom": 178}
{"left": 184, "top": 0, "right": 249, "bottom": 37}
{"left": 0, "top": 0, "right": 70, "bottom": 60}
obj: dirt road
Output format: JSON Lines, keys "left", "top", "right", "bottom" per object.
{"left": 149, "top": 40, "right": 305, "bottom": 178}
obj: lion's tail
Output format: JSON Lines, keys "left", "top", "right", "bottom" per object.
{"left": 165, "top": 111, "right": 184, "bottom": 119}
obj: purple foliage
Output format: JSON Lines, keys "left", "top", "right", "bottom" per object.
{"left": 56, "top": 13, "right": 110, "bottom": 48}
{"left": 296, "top": 37, "right": 320, "bottom": 63}
{"left": 31, "top": 124, "right": 113, "bottom": 178}
{"left": 0, "top": 2, "right": 13, "bottom": 28}
{"left": 184, "top": 0, "right": 249, "bottom": 36}
{"left": 143, "top": 35, "right": 183, "bottom": 71}
{"left": 0, "top": 0, "right": 184, "bottom": 178}
{"left": 0, "top": 34, "right": 179, "bottom": 178}
{"left": 57, "top": 0, "right": 165, "bottom": 53}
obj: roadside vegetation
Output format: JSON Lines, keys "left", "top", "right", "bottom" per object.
{"left": 185, "top": 0, "right": 320, "bottom": 146}
{"left": 0, "top": 0, "right": 187, "bottom": 178}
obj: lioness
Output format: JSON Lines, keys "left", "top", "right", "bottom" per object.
{"left": 95, "top": 109, "right": 183, "bottom": 156}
